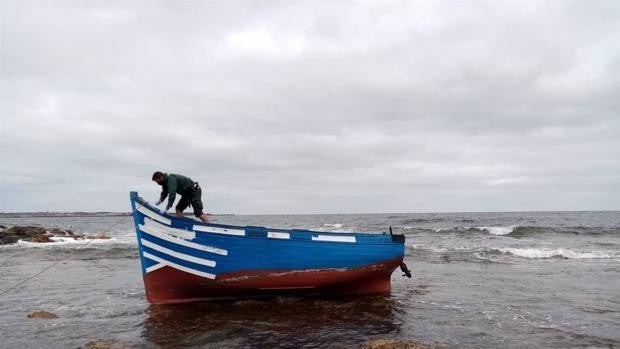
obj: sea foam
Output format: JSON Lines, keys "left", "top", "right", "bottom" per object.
{"left": 316, "top": 223, "right": 354, "bottom": 232}
{"left": 499, "top": 247, "right": 617, "bottom": 259}
{"left": 480, "top": 226, "right": 517, "bottom": 236}
{"left": 433, "top": 226, "right": 517, "bottom": 235}
{"left": 15, "top": 236, "right": 134, "bottom": 248}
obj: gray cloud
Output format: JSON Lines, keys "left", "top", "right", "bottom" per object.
{"left": 1, "top": 0, "right": 618, "bottom": 213}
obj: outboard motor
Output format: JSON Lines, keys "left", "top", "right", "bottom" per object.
{"left": 389, "top": 226, "right": 412, "bottom": 278}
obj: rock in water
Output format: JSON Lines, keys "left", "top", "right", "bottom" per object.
{"left": 30, "top": 234, "right": 54, "bottom": 243}
{"left": 1, "top": 226, "right": 47, "bottom": 245}
{"left": 0, "top": 225, "right": 89, "bottom": 245}
{"left": 27, "top": 310, "right": 58, "bottom": 319}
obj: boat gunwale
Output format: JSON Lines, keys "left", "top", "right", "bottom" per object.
{"left": 131, "top": 191, "right": 405, "bottom": 244}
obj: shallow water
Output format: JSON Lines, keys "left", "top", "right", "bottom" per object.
{"left": 1, "top": 212, "right": 619, "bottom": 348}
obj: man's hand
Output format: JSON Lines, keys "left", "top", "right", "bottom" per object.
{"left": 154, "top": 200, "right": 162, "bottom": 206}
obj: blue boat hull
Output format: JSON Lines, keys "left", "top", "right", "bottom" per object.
{"left": 130, "top": 192, "right": 405, "bottom": 304}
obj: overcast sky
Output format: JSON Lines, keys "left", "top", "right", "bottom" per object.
{"left": 1, "top": 1, "right": 618, "bottom": 214}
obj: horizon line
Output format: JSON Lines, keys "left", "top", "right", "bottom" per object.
{"left": 1, "top": 209, "right": 619, "bottom": 217}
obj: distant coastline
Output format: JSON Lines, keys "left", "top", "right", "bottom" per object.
{"left": 0, "top": 212, "right": 235, "bottom": 218}
{"left": 0, "top": 212, "right": 132, "bottom": 218}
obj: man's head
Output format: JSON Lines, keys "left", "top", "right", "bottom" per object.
{"left": 152, "top": 171, "right": 166, "bottom": 185}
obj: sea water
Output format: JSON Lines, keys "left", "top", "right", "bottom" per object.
{"left": 1, "top": 211, "right": 619, "bottom": 348}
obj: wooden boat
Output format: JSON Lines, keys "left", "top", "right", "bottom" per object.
{"left": 130, "top": 192, "right": 408, "bottom": 304}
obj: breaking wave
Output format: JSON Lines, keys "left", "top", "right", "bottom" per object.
{"left": 0, "top": 236, "right": 138, "bottom": 260}
{"left": 432, "top": 226, "right": 517, "bottom": 235}
{"left": 15, "top": 236, "right": 135, "bottom": 248}
{"left": 315, "top": 223, "right": 356, "bottom": 232}
{"left": 496, "top": 247, "right": 618, "bottom": 260}
{"left": 411, "top": 245, "right": 619, "bottom": 263}
{"left": 321, "top": 223, "right": 344, "bottom": 229}
{"left": 422, "top": 226, "right": 620, "bottom": 237}
{"left": 480, "top": 226, "right": 516, "bottom": 235}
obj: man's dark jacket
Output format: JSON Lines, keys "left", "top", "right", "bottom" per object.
{"left": 158, "top": 173, "right": 195, "bottom": 210}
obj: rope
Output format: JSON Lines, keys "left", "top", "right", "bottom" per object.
{"left": 0, "top": 216, "right": 127, "bottom": 296}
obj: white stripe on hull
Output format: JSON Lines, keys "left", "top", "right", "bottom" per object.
{"left": 193, "top": 225, "right": 245, "bottom": 236}
{"left": 312, "top": 235, "right": 356, "bottom": 243}
{"left": 145, "top": 262, "right": 166, "bottom": 273}
{"left": 137, "top": 205, "right": 171, "bottom": 225}
{"left": 141, "top": 239, "right": 216, "bottom": 267}
{"left": 144, "top": 217, "right": 195, "bottom": 239}
{"left": 143, "top": 252, "right": 216, "bottom": 279}
{"left": 139, "top": 224, "right": 228, "bottom": 256}
{"left": 267, "top": 232, "right": 290, "bottom": 239}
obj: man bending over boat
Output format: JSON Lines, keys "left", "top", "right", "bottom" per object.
{"left": 152, "top": 171, "right": 209, "bottom": 222}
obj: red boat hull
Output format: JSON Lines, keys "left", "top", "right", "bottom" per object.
{"left": 144, "top": 257, "right": 403, "bottom": 304}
